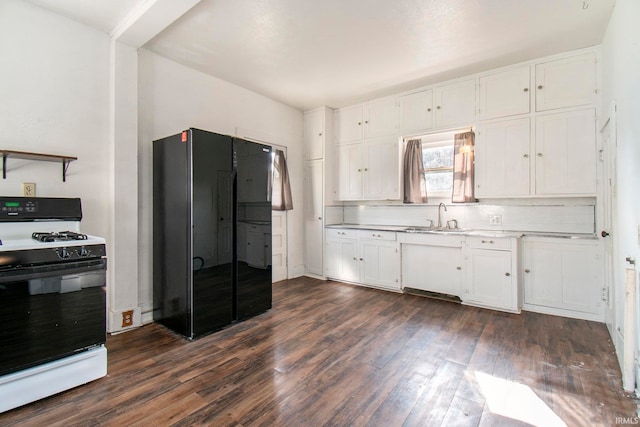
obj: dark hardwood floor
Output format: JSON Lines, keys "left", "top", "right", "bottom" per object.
{"left": 1, "top": 277, "right": 637, "bottom": 426}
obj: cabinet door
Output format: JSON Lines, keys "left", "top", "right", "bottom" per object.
{"left": 434, "top": 79, "right": 476, "bottom": 128}
{"left": 336, "top": 104, "right": 363, "bottom": 144}
{"left": 325, "top": 238, "right": 359, "bottom": 282}
{"left": 523, "top": 240, "right": 602, "bottom": 315}
{"left": 475, "top": 118, "right": 530, "bottom": 197}
{"left": 304, "top": 109, "right": 324, "bottom": 160}
{"left": 402, "top": 244, "right": 462, "bottom": 296}
{"left": 247, "top": 228, "right": 265, "bottom": 268}
{"left": 478, "top": 66, "right": 530, "bottom": 120}
{"left": 364, "top": 97, "right": 399, "bottom": 139}
{"left": 362, "top": 137, "right": 400, "bottom": 200}
{"left": 535, "top": 52, "right": 597, "bottom": 111}
{"left": 304, "top": 160, "right": 324, "bottom": 275}
{"left": 360, "top": 239, "right": 400, "bottom": 289}
{"left": 464, "top": 248, "right": 514, "bottom": 310}
{"left": 336, "top": 144, "right": 363, "bottom": 200}
{"left": 400, "top": 90, "right": 434, "bottom": 134}
{"left": 535, "top": 109, "right": 596, "bottom": 195}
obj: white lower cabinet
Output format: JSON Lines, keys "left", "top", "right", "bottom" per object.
{"left": 400, "top": 235, "right": 464, "bottom": 296}
{"left": 522, "top": 237, "right": 603, "bottom": 320}
{"left": 325, "top": 228, "right": 400, "bottom": 290}
{"left": 462, "top": 237, "right": 519, "bottom": 313}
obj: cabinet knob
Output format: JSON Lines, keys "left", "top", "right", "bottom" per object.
{"left": 456, "top": 266, "right": 462, "bottom": 270}
{"left": 523, "top": 154, "right": 529, "bottom": 158}
{"left": 359, "top": 258, "right": 363, "bottom": 261}
{"left": 358, "top": 122, "right": 362, "bottom": 125}
{"left": 537, "top": 153, "right": 543, "bottom": 157}
{"left": 318, "top": 132, "right": 322, "bottom": 136}
{"left": 505, "top": 272, "right": 511, "bottom": 277}
{"left": 524, "top": 269, "right": 530, "bottom": 273}
{"left": 436, "top": 106, "right": 441, "bottom": 109}
{"left": 353, "top": 257, "right": 357, "bottom": 260}
{"left": 524, "top": 88, "right": 529, "bottom": 92}
{"left": 364, "top": 168, "right": 368, "bottom": 171}
{"left": 365, "top": 120, "right": 369, "bottom": 124}
{"left": 358, "top": 169, "right": 362, "bottom": 172}
{"left": 601, "top": 230, "right": 610, "bottom": 237}
{"left": 427, "top": 108, "right": 432, "bottom": 112}
{"left": 537, "top": 85, "right": 543, "bottom": 90}
{"left": 318, "top": 217, "right": 322, "bottom": 220}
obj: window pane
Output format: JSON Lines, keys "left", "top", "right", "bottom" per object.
{"left": 425, "top": 170, "right": 453, "bottom": 192}
{"left": 422, "top": 145, "right": 454, "bottom": 169}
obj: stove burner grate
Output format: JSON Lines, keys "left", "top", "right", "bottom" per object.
{"left": 32, "top": 231, "right": 88, "bottom": 242}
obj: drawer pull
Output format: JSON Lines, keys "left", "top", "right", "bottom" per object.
{"left": 481, "top": 240, "right": 494, "bottom": 244}
{"left": 505, "top": 272, "right": 511, "bottom": 277}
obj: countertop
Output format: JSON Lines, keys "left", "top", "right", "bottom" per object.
{"left": 325, "top": 223, "right": 598, "bottom": 240}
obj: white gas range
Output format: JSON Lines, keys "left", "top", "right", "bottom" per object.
{"left": 0, "top": 197, "right": 107, "bottom": 413}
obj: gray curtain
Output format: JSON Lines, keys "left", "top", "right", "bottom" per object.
{"left": 272, "top": 149, "right": 293, "bottom": 211}
{"left": 403, "top": 139, "right": 427, "bottom": 204}
{"left": 452, "top": 131, "right": 475, "bottom": 203}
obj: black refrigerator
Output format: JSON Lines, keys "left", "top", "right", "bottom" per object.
{"left": 153, "top": 128, "right": 273, "bottom": 339}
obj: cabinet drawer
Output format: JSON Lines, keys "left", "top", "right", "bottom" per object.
{"left": 358, "top": 230, "right": 396, "bottom": 241}
{"left": 326, "top": 228, "right": 358, "bottom": 239}
{"left": 466, "top": 236, "right": 511, "bottom": 250}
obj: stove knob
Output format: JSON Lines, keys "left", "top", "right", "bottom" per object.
{"left": 77, "top": 246, "right": 91, "bottom": 257}
{"left": 57, "top": 248, "right": 71, "bottom": 259}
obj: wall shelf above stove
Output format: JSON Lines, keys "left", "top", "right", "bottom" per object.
{"left": 0, "top": 150, "right": 77, "bottom": 182}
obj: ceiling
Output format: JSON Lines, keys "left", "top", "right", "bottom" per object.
{"left": 22, "top": 0, "right": 615, "bottom": 111}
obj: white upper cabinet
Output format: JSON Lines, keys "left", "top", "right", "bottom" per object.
{"left": 535, "top": 52, "right": 597, "bottom": 112}
{"left": 478, "top": 66, "right": 531, "bottom": 120}
{"left": 535, "top": 108, "right": 597, "bottom": 195}
{"left": 364, "top": 97, "right": 400, "bottom": 139}
{"left": 336, "top": 104, "right": 364, "bottom": 144}
{"left": 336, "top": 97, "right": 399, "bottom": 144}
{"left": 303, "top": 108, "right": 325, "bottom": 160}
{"left": 399, "top": 89, "right": 434, "bottom": 135}
{"left": 433, "top": 78, "right": 477, "bottom": 128}
{"left": 475, "top": 118, "right": 531, "bottom": 198}
{"left": 336, "top": 136, "right": 400, "bottom": 201}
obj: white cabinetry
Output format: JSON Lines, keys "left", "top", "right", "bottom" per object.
{"left": 336, "top": 136, "right": 400, "bottom": 201}
{"left": 399, "top": 89, "right": 433, "bottom": 135}
{"left": 325, "top": 229, "right": 359, "bottom": 282}
{"left": 462, "top": 237, "right": 518, "bottom": 313}
{"left": 535, "top": 108, "right": 597, "bottom": 195}
{"left": 335, "top": 97, "right": 399, "bottom": 144}
{"left": 325, "top": 228, "right": 400, "bottom": 291}
{"left": 304, "top": 160, "right": 324, "bottom": 276}
{"left": 535, "top": 52, "right": 597, "bottom": 112}
{"left": 303, "top": 109, "right": 325, "bottom": 160}
{"left": 246, "top": 223, "right": 271, "bottom": 268}
{"left": 475, "top": 118, "right": 530, "bottom": 197}
{"left": 401, "top": 236, "right": 463, "bottom": 296}
{"left": 433, "top": 79, "right": 476, "bottom": 128}
{"left": 478, "top": 66, "right": 530, "bottom": 120}
{"left": 522, "top": 237, "right": 603, "bottom": 321}
{"left": 303, "top": 107, "right": 333, "bottom": 278}
{"left": 359, "top": 231, "right": 401, "bottom": 289}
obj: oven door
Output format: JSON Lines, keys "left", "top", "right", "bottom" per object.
{"left": 0, "top": 258, "right": 106, "bottom": 377}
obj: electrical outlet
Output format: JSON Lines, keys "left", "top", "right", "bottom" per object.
{"left": 122, "top": 310, "right": 133, "bottom": 328}
{"left": 489, "top": 215, "right": 502, "bottom": 225}
{"left": 22, "top": 182, "right": 36, "bottom": 197}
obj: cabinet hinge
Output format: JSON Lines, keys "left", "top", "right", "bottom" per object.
{"left": 602, "top": 287, "right": 608, "bottom": 302}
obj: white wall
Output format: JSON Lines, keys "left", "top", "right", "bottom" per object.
{"left": 601, "top": 0, "right": 640, "bottom": 376}
{"left": 138, "top": 50, "right": 304, "bottom": 321}
{"left": 0, "top": 0, "right": 110, "bottom": 237}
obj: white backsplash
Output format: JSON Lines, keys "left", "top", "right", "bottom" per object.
{"left": 340, "top": 202, "right": 595, "bottom": 234}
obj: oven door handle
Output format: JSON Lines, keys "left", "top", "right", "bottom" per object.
{"left": 0, "top": 258, "right": 106, "bottom": 283}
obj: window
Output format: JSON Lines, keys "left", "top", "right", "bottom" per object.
{"left": 415, "top": 129, "right": 459, "bottom": 197}
{"left": 422, "top": 141, "right": 454, "bottom": 195}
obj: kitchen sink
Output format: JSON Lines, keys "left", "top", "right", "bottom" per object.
{"left": 403, "top": 227, "right": 469, "bottom": 235}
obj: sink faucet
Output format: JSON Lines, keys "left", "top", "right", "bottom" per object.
{"left": 437, "top": 202, "right": 447, "bottom": 228}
